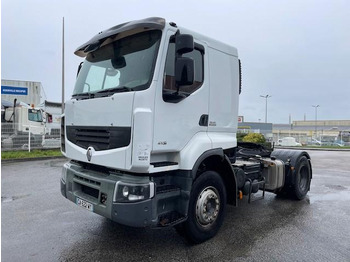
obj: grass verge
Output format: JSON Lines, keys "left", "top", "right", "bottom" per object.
{"left": 1, "top": 149, "right": 63, "bottom": 160}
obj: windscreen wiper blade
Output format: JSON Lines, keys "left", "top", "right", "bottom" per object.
{"left": 95, "top": 86, "right": 134, "bottom": 94}
{"left": 94, "top": 87, "right": 134, "bottom": 97}
{"left": 72, "top": 92, "right": 95, "bottom": 99}
{"left": 72, "top": 87, "right": 134, "bottom": 99}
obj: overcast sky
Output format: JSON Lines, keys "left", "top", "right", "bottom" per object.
{"left": 2, "top": 0, "right": 350, "bottom": 123}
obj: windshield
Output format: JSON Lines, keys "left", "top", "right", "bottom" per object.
{"left": 28, "top": 109, "right": 43, "bottom": 122}
{"left": 73, "top": 30, "right": 162, "bottom": 98}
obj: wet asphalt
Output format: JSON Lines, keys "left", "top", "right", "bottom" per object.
{"left": 1, "top": 150, "right": 350, "bottom": 261}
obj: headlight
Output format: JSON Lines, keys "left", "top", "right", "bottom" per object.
{"left": 114, "top": 181, "right": 154, "bottom": 202}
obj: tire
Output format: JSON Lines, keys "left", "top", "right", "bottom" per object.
{"left": 291, "top": 156, "right": 311, "bottom": 200}
{"left": 182, "top": 171, "right": 227, "bottom": 244}
{"left": 174, "top": 223, "right": 185, "bottom": 237}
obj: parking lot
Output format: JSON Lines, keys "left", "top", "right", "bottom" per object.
{"left": 2, "top": 150, "right": 350, "bottom": 261}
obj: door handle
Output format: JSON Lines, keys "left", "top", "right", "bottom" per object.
{"left": 199, "top": 114, "right": 208, "bottom": 126}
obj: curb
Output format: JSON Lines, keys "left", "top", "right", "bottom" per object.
{"left": 1, "top": 156, "right": 67, "bottom": 164}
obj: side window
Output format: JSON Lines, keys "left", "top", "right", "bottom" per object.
{"left": 163, "top": 42, "right": 204, "bottom": 101}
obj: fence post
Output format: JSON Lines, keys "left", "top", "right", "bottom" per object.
{"left": 28, "top": 124, "right": 31, "bottom": 152}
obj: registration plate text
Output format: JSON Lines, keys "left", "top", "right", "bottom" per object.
{"left": 76, "top": 197, "right": 94, "bottom": 212}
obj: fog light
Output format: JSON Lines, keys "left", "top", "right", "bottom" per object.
{"left": 101, "top": 193, "right": 107, "bottom": 204}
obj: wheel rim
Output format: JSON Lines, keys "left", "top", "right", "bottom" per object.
{"left": 195, "top": 186, "right": 220, "bottom": 227}
{"left": 299, "top": 165, "right": 309, "bottom": 192}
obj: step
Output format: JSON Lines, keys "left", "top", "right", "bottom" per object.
{"left": 157, "top": 211, "right": 186, "bottom": 227}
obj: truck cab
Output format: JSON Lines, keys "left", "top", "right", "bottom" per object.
{"left": 61, "top": 17, "right": 312, "bottom": 243}
{"left": 2, "top": 100, "right": 45, "bottom": 149}
{"left": 2, "top": 102, "right": 45, "bottom": 135}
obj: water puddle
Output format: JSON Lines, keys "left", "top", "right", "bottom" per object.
{"left": 1, "top": 194, "right": 31, "bottom": 203}
{"left": 309, "top": 191, "right": 350, "bottom": 203}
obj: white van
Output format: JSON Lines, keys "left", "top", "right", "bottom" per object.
{"left": 277, "top": 137, "right": 302, "bottom": 146}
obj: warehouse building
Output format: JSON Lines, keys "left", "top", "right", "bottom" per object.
{"left": 1, "top": 79, "right": 42, "bottom": 106}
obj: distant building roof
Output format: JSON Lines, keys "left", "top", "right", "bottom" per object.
{"left": 41, "top": 100, "right": 62, "bottom": 108}
{"left": 273, "top": 120, "right": 350, "bottom": 131}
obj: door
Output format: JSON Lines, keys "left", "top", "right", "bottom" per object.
{"left": 153, "top": 32, "right": 209, "bottom": 153}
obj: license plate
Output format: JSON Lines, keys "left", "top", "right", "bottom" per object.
{"left": 76, "top": 197, "right": 94, "bottom": 212}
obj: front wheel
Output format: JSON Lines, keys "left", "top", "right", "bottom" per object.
{"left": 181, "top": 171, "right": 227, "bottom": 244}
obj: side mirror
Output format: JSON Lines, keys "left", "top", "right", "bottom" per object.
{"left": 176, "top": 34, "right": 194, "bottom": 55}
{"left": 175, "top": 57, "right": 194, "bottom": 86}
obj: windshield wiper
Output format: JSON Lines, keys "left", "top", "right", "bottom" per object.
{"left": 96, "top": 86, "right": 134, "bottom": 94}
{"left": 72, "top": 87, "right": 134, "bottom": 100}
{"left": 94, "top": 86, "right": 134, "bottom": 97}
{"left": 72, "top": 92, "right": 95, "bottom": 100}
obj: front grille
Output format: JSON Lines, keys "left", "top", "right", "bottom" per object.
{"left": 74, "top": 175, "right": 100, "bottom": 199}
{"left": 66, "top": 126, "right": 131, "bottom": 151}
{"left": 74, "top": 175, "right": 101, "bottom": 186}
{"left": 81, "top": 185, "right": 99, "bottom": 199}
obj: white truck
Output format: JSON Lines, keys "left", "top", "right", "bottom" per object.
{"left": 61, "top": 17, "right": 312, "bottom": 243}
{"left": 2, "top": 99, "right": 45, "bottom": 149}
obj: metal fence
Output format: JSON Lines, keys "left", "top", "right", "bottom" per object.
{"left": 1, "top": 123, "right": 60, "bottom": 151}
{"left": 2, "top": 123, "right": 347, "bottom": 151}
{"left": 238, "top": 128, "right": 346, "bottom": 147}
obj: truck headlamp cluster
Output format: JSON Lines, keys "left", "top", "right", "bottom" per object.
{"left": 114, "top": 181, "right": 155, "bottom": 202}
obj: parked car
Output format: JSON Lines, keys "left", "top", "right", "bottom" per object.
{"left": 277, "top": 137, "right": 302, "bottom": 146}
{"left": 307, "top": 138, "right": 322, "bottom": 146}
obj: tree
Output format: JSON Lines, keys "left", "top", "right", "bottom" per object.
{"left": 237, "top": 133, "right": 248, "bottom": 142}
{"left": 242, "top": 133, "right": 266, "bottom": 144}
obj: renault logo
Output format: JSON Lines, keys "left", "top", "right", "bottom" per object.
{"left": 86, "top": 147, "right": 93, "bottom": 161}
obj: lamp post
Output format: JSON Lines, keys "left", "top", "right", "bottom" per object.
{"left": 312, "top": 105, "right": 320, "bottom": 139}
{"left": 260, "top": 95, "right": 271, "bottom": 123}
{"left": 62, "top": 17, "right": 65, "bottom": 114}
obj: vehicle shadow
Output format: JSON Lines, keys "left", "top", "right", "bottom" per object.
{"left": 59, "top": 193, "right": 312, "bottom": 262}
{"left": 59, "top": 217, "right": 188, "bottom": 262}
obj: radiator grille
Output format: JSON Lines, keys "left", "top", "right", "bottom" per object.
{"left": 66, "top": 126, "right": 131, "bottom": 151}
{"left": 74, "top": 174, "right": 101, "bottom": 186}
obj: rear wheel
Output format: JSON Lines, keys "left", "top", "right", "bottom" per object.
{"left": 291, "top": 156, "right": 311, "bottom": 200}
{"left": 181, "top": 171, "right": 226, "bottom": 244}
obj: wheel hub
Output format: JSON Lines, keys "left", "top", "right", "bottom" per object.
{"left": 196, "top": 187, "right": 220, "bottom": 226}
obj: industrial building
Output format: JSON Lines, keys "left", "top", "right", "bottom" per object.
{"left": 273, "top": 120, "right": 350, "bottom": 145}
{"left": 238, "top": 118, "right": 350, "bottom": 145}
{"left": 40, "top": 100, "right": 62, "bottom": 135}
{"left": 1, "top": 79, "right": 42, "bottom": 106}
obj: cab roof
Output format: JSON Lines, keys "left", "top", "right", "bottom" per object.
{"left": 75, "top": 17, "right": 238, "bottom": 58}
{"left": 75, "top": 17, "right": 165, "bottom": 57}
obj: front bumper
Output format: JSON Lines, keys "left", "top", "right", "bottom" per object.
{"left": 61, "top": 161, "right": 156, "bottom": 227}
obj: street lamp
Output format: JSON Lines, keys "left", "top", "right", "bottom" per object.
{"left": 260, "top": 95, "right": 271, "bottom": 123}
{"left": 312, "top": 105, "right": 320, "bottom": 139}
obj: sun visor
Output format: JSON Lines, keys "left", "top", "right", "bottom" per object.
{"left": 74, "top": 17, "right": 166, "bottom": 57}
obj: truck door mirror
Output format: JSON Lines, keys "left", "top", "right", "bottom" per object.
{"left": 175, "top": 57, "right": 194, "bottom": 86}
{"left": 176, "top": 34, "right": 194, "bottom": 55}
